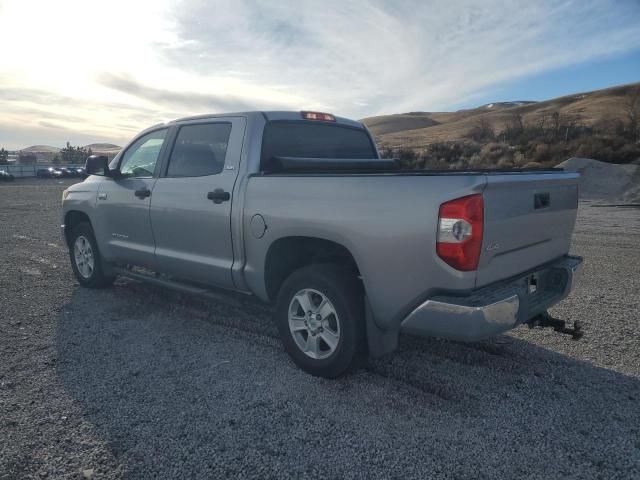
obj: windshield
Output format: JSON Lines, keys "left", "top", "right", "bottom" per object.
{"left": 261, "top": 121, "right": 377, "bottom": 170}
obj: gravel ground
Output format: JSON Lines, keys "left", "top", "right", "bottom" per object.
{"left": 1, "top": 178, "right": 639, "bottom": 479}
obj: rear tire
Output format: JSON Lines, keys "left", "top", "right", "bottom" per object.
{"left": 68, "top": 222, "right": 115, "bottom": 288}
{"left": 275, "top": 264, "right": 365, "bottom": 378}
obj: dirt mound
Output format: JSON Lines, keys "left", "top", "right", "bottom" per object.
{"left": 557, "top": 157, "right": 639, "bottom": 202}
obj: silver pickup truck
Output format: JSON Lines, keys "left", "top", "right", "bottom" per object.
{"left": 62, "top": 111, "right": 583, "bottom": 377}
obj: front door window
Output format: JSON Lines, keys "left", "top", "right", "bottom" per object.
{"left": 119, "top": 129, "right": 167, "bottom": 178}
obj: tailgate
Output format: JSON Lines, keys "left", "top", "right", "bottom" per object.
{"left": 476, "top": 172, "right": 579, "bottom": 286}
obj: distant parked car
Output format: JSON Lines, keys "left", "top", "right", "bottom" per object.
{"left": 60, "top": 167, "right": 77, "bottom": 177}
{"left": 36, "top": 167, "right": 64, "bottom": 179}
{"left": 0, "top": 170, "right": 15, "bottom": 181}
{"left": 57, "top": 167, "right": 86, "bottom": 178}
{"left": 37, "top": 167, "right": 53, "bottom": 178}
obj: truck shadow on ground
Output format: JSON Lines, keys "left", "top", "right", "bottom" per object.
{"left": 55, "top": 281, "right": 640, "bottom": 478}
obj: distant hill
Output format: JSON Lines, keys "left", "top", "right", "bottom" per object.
{"left": 20, "top": 145, "right": 61, "bottom": 153}
{"left": 362, "top": 82, "right": 640, "bottom": 149}
{"left": 362, "top": 113, "right": 440, "bottom": 136}
{"left": 363, "top": 82, "right": 640, "bottom": 175}
{"left": 84, "top": 143, "right": 121, "bottom": 151}
{"left": 17, "top": 143, "right": 121, "bottom": 163}
{"left": 20, "top": 143, "right": 121, "bottom": 153}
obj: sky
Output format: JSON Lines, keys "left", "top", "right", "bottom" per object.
{"left": 0, "top": 0, "right": 639, "bottom": 150}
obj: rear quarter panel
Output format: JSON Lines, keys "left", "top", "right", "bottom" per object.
{"left": 243, "top": 174, "right": 487, "bottom": 330}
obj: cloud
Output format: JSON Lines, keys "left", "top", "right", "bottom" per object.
{"left": 0, "top": 119, "right": 126, "bottom": 151}
{"left": 0, "top": 0, "right": 639, "bottom": 147}
{"left": 159, "top": 0, "right": 640, "bottom": 116}
{"left": 0, "top": 84, "right": 159, "bottom": 148}
{"left": 99, "top": 73, "right": 276, "bottom": 112}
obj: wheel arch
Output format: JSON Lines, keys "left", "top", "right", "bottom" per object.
{"left": 64, "top": 210, "right": 92, "bottom": 247}
{"left": 263, "top": 235, "right": 399, "bottom": 357}
{"left": 264, "top": 236, "right": 361, "bottom": 303}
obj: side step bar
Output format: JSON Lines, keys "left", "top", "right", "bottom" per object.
{"left": 111, "top": 267, "right": 243, "bottom": 308}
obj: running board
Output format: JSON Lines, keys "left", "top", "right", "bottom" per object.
{"left": 112, "top": 267, "right": 243, "bottom": 308}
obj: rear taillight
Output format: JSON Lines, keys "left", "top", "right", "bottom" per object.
{"left": 436, "top": 194, "right": 484, "bottom": 271}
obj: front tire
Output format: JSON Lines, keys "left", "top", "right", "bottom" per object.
{"left": 275, "top": 264, "right": 365, "bottom": 378}
{"left": 68, "top": 222, "right": 115, "bottom": 288}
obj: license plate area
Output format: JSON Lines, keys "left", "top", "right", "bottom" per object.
{"left": 525, "top": 268, "right": 566, "bottom": 298}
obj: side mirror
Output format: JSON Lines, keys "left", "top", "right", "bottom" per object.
{"left": 85, "top": 155, "right": 109, "bottom": 176}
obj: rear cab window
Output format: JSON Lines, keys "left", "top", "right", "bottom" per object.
{"left": 260, "top": 121, "right": 377, "bottom": 171}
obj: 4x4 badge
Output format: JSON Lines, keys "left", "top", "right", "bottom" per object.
{"left": 485, "top": 243, "right": 500, "bottom": 252}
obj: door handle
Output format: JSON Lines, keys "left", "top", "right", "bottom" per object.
{"left": 134, "top": 188, "right": 151, "bottom": 199}
{"left": 534, "top": 192, "right": 550, "bottom": 209}
{"left": 207, "top": 189, "right": 230, "bottom": 204}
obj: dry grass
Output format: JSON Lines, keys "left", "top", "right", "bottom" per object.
{"left": 364, "top": 82, "right": 640, "bottom": 149}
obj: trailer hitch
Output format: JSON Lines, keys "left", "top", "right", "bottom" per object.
{"left": 528, "top": 312, "right": 583, "bottom": 340}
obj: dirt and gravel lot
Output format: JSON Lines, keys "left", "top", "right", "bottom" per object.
{"left": 1, "top": 178, "right": 639, "bottom": 479}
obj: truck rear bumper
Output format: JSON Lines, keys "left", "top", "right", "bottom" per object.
{"left": 400, "top": 255, "right": 583, "bottom": 342}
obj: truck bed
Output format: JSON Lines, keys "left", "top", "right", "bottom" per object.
{"left": 242, "top": 168, "right": 579, "bottom": 330}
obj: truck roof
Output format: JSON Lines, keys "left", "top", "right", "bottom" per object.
{"left": 169, "top": 111, "right": 364, "bottom": 129}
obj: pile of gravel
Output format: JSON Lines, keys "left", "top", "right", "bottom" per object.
{"left": 558, "top": 157, "right": 639, "bottom": 202}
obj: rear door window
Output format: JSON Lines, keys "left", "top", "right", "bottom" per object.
{"left": 166, "top": 123, "right": 232, "bottom": 177}
{"left": 261, "top": 122, "right": 376, "bottom": 170}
